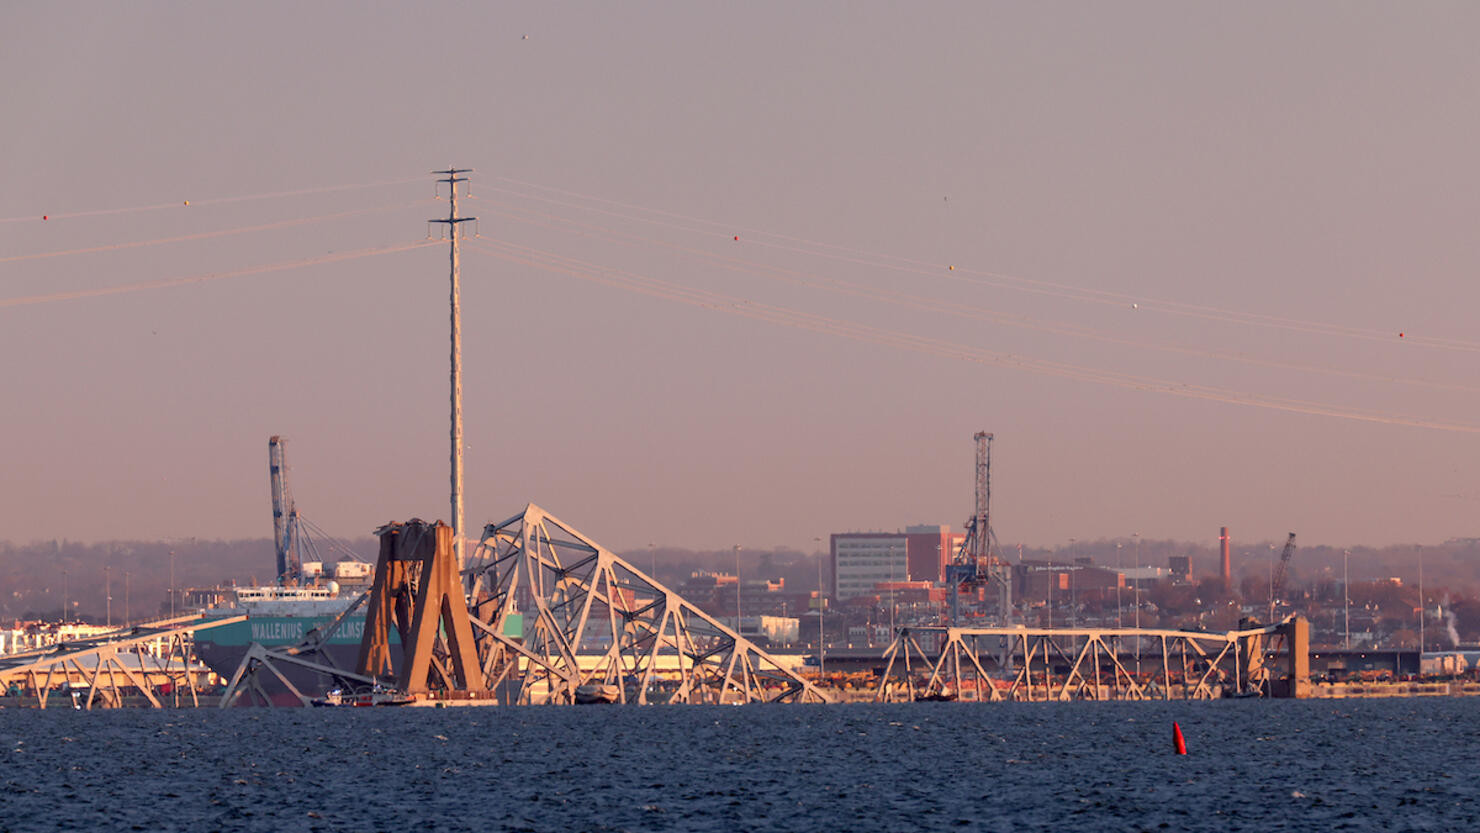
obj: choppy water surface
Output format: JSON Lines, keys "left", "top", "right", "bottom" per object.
{"left": 2, "top": 698, "right": 1477, "bottom": 832}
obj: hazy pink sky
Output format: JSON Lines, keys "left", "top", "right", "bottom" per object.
{"left": 3, "top": 3, "right": 1478, "bottom": 556}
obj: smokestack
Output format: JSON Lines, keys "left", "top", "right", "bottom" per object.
{"left": 1220, "top": 526, "right": 1231, "bottom": 590}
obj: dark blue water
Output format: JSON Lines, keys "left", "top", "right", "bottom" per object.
{"left": 2, "top": 699, "right": 1476, "bottom": 832}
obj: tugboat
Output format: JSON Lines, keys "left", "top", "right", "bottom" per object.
{"left": 310, "top": 682, "right": 414, "bottom": 707}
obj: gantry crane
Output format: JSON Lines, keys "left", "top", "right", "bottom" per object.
{"left": 945, "top": 432, "right": 1012, "bottom": 625}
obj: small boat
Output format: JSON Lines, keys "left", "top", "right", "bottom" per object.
{"left": 311, "top": 683, "right": 414, "bottom": 707}
{"left": 574, "top": 683, "right": 621, "bottom": 704}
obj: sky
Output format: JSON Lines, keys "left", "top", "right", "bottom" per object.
{"left": 3, "top": 2, "right": 1479, "bottom": 558}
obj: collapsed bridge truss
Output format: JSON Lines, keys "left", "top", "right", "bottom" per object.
{"left": 0, "top": 614, "right": 245, "bottom": 709}
{"left": 876, "top": 617, "right": 1308, "bottom": 702}
{"left": 466, "top": 504, "right": 828, "bottom": 704}
{"left": 221, "top": 505, "right": 827, "bottom": 705}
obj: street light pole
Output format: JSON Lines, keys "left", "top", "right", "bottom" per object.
{"left": 814, "top": 536, "right": 825, "bottom": 682}
{"left": 1418, "top": 545, "right": 1425, "bottom": 655}
{"left": 1268, "top": 543, "right": 1276, "bottom": 622}
{"left": 1068, "top": 537, "right": 1076, "bottom": 630}
{"left": 1046, "top": 560, "right": 1053, "bottom": 630}
{"left": 1343, "top": 549, "right": 1351, "bottom": 650}
{"left": 888, "top": 543, "right": 896, "bottom": 634}
{"left": 733, "top": 545, "right": 742, "bottom": 628}
{"left": 1133, "top": 533, "right": 1141, "bottom": 674}
{"left": 1115, "top": 542, "right": 1123, "bottom": 629}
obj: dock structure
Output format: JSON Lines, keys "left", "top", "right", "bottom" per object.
{"left": 875, "top": 615, "right": 1310, "bottom": 702}
{"left": 0, "top": 614, "right": 244, "bottom": 709}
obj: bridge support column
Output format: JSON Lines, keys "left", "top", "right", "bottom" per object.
{"left": 1237, "top": 617, "right": 1265, "bottom": 695}
{"left": 1274, "top": 615, "right": 1310, "bottom": 699}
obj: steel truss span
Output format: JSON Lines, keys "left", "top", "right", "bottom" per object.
{"left": 467, "top": 504, "right": 829, "bottom": 704}
{"left": 0, "top": 614, "right": 246, "bottom": 710}
{"left": 876, "top": 619, "right": 1306, "bottom": 703}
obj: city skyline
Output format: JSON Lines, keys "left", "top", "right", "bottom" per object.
{"left": 4, "top": 4, "right": 1479, "bottom": 554}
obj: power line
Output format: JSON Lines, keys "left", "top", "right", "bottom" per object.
{"left": 0, "top": 175, "right": 425, "bottom": 225}
{"left": 484, "top": 176, "right": 1480, "bottom": 355}
{"left": 0, "top": 201, "right": 428, "bottom": 264}
{"left": 469, "top": 238, "right": 1480, "bottom": 435}
{"left": 476, "top": 197, "right": 1480, "bottom": 396}
{"left": 0, "top": 241, "right": 438, "bottom": 310}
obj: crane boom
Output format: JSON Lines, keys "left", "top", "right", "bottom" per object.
{"left": 1270, "top": 532, "right": 1297, "bottom": 604}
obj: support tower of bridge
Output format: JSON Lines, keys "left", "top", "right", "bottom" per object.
{"left": 356, "top": 519, "right": 485, "bottom": 694}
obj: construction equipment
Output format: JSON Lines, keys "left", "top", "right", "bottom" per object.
{"left": 268, "top": 436, "right": 301, "bottom": 584}
{"left": 1270, "top": 532, "right": 1298, "bottom": 609}
{"left": 945, "top": 432, "right": 1012, "bottom": 625}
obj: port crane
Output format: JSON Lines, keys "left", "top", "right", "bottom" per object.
{"left": 1268, "top": 532, "right": 1297, "bottom": 616}
{"left": 268, "top": 435, "right": 302, "bottom": 584}
{"left": 945, "top": 432, "right": 1012, "bottom": 625}
{"left": 267, "top": 436, "right": 365, "bottom": 585}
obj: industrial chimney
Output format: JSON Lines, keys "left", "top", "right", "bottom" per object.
{"left": 1220, "top": 526, "right": 1231, "bottom": 590}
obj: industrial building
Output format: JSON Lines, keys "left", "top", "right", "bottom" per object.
{"left": 830, "top": 525, "right": 964, "bottom": 602}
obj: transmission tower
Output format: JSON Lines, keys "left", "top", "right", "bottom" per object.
{"left": 431, "top": 167, "right": 475, "bottom": 568}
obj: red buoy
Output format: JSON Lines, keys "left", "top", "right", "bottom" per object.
{"left": 1173, "top": 722, "right": 1187, "bottom": 755}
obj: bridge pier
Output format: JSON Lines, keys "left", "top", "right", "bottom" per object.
{"left": 1272, "top": 614, "right": 1310, "bottom": 699}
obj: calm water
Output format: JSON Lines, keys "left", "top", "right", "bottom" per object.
{"left": 2, "top": 698, "right": 1476, "bottom": 832}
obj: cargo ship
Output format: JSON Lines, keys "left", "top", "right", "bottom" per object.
{"left": 193, "top": 577, "right": 397, "bottom": 702}
{"left": 191, "top": 436, "right": 401, "bottom": 701}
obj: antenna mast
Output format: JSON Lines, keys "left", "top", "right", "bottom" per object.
{"left": 431, "top": 167, "right": 475, "bottom": 567}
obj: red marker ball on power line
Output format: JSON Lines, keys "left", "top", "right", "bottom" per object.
{"left": 734, "top": 235, "right": 739, "bottom": 241}
{"left": 42, "top": 215, "right": 48, "bottom": 220}
{"left": 1399, "top": 333, "right": 1404, "bottom": 338}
